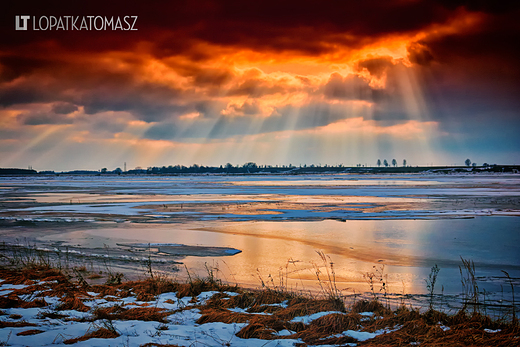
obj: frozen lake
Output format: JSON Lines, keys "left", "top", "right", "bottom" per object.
{"left": 0, "top": 173, "right": 519, "bottom": 312}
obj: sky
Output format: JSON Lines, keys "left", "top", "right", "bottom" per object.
{"left": 1, "top": 1, "right": 519, "bottom": 171}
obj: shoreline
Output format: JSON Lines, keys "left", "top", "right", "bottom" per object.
{"left": 0, "top": 237, "right": 517, "bottom": 320}
{"left": 0, "top": 261, "right": 518, "bottom": 346}
{"left": 1, "top": 173, "right": 518, "bottom": 324}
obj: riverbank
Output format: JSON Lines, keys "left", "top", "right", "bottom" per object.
{"left": 0, "top": 259, "right": 518, "bottom": 346}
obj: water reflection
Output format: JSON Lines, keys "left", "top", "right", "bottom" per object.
{"left": 187, "top": 217, "right": 520, "bottom": 297}
{"left": 2, "top": 174, "right": 519, "bottom": 312}
{"left": 41, "top": 217, "right": 518, "bottom": 298}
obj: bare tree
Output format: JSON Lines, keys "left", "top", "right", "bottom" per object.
{"left": 243, "top": 162, "right": 257, "bottom": 169}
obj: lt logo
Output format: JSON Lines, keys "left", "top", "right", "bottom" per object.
{"left": 15, "top": 16, "right": 30, "bottom": 30}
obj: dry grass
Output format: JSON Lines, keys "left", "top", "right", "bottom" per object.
{"left": 235, "top": 314, "right": 303, "bottom": 339}
{"left": 0, "top": 295, "right": 47, "bottom": 309}
{"left": 0, "top": 296, "right": 23, "bottom": 309}
{"left": 196, "top": 308, "right": 252, "bottom": 324}
{"left": 359, "top": 321, "right": 520, "bottom": 346}
{"left": 21, "top": 298, "right": 48, "bottom": 308}
{"left": 2, "top": 267, "right": 89, "bottom": 302}
{"left": 235, "top": 321, "right": 278, "bottom": 339}
{"left": 309, "top": 312, "right": 361, "bottom": 334}
{"left": 274, "top": 297, "right": 345, "bottom": 321}
{"left": 363, "top": 305, "right": 422, "bottom": 332}
{"left": 195, "top": 293, "right": 354, "bottom": 345}
{"left": 0, "top": 264, "right": 62, "bottom": 285}
{"left": 0, "top": 320, "right": 37, "bottom": 328}
{"left": 0, "top": 260, "right": 518, "bottom": 347}
{"left": 93, "top": 306, "right": 170, "bottom": 323}
{"left": 207, "top": 289, "right": 291, "bottom": 313}
{"left": 358, "top": 308, "right": 519, "bottom": 346}
{"left": 56, "top": 294, "right": 90, "bottom": 312}
{"left": 193, "top": 282, "right": 519, "bottom": 346}
{"left": 234, "top": 312, "right": 362, "bottom": 345}
{"left": 175, "top": 278, "right": 238, "bottom": 299}
{"left": 37, "top": 310, "right": 68, "bottom": 319}
{"left": 63, "top": 327, "right": 120, "bottom": 344}
{"left": 16, "top": 329, "right": 45, "bottom": 336}
{"left": 351, "top": 299, "right": 391, "bottom": 315}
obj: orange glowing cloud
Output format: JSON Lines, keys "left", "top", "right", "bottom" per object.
{"left": 1, "top": 1, "right": 518, "bottom": 169}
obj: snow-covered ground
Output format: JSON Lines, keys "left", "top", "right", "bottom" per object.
{"left": 0, "top": 276, "right": 394, "bottom": 346}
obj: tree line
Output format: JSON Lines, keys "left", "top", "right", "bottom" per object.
{"left": 376, "top": 159, "right": 407, "bottom": 167}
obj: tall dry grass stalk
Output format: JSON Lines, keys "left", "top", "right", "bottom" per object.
{"left": 425, "top": 264, "right": 440, "bottom": 311}
{"left": 313, "top": 251, "right": 342, "bottom": 302}
{"left": 459, "top": 257, "right": 480, "bottom": 315}
{"left": 502, "top": 270, "right": 517, "bottom": 325}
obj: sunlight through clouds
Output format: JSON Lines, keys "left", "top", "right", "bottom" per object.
{"left": 1, "top": 1, "right": 518, "bottom": 170}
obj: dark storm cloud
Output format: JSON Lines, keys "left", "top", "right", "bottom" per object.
{"left": 78, "top": 82, "right": 185, "bottom": 121}
{"left": 1, "top": 0, "right": 519, "bottom": 145}
{"left": 0, "top": 53, "right": 201, "bottom": 122}
{"left": 0, "top": 56, "right": 55, "bottom": 83}
{"left": 356, "top": 56, "right": 394, "bottom": 78}
{"left": 416, "top": 12, "right": 520, "bottom": 78}
{"left": 52, "top": 102, "right": 78, "bottom": 114}
{"left": 144, "top": 123, "right": 179, "bottom": 140}
{"left": 0, "top": 74, "right": 189, "bottom": 122}
{"left": 4, "top": 1, "right": 509, "bottom": 56}
{"left": 0, "top": 83, "right": 54, "bottom": 106}
{"left": 323, "top": 73, "right": 373, "bottom": 101}
{"left": 407, "top": 42, "right": 434, "bottom": 66}
{"left": 404, "top": 7, "right": 520, "bottom": 125}
{"left": 17, "top": 111, "right": 73, "bottom": 125}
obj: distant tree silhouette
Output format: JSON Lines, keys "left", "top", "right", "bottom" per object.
{"left": 472, "top": 162, "right": 477, "bottom": 167}
{"left": 403, "top": 159, "right": 407, "bottom": 167}
{"left": 377, "top": 159, "right": 381, "bottom": 167}
{"left": 383, "top": 159, "right": 389, "bottom": 167}
{"left": 465, "top": 159, "right": 471, "bottom": 167}
{"left": 225, "top": 163, "right": 233, "bottom": 170}
{"left": 243, "top": 162, "right": 257, "bottom": 169}
{"left": 101, "top": 168, "right": 107, "bottom": 173}
{"left": 392, "top": 159, "right": 397, "bottom": 167}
